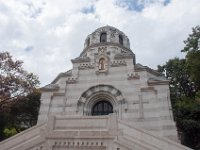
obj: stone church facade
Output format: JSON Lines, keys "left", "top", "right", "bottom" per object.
{"left": 0, "top": 26, "right": 191, "bottom": 150}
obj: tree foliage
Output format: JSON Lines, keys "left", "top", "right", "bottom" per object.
{"left": 182, "top": 25, "right": 200, "bottom": 87}
{"left": 0, "top": 90, "right": 41, "bottom": 140}
{"left": 158, "top": 26, "right": 200, "bottom": 149}
{"left": 186, "top": 50, "right": 200, "bottom": 85}
{"left": 182, "top": 26, "right": 200, "bottom": 53}
{"left": 157, "top": 58, "right": 198, "bottom": 98}
{"left": 8, "top": 90, "right": 41, "bottom": 130}
{"left": 0, "top": 52, "right": 40, "bottom": 141}
{"left": 0, "top": 52, "right": 40, "bottom": 108}
{"left": 175, "top": 97, "right": 200, "bottom": 149}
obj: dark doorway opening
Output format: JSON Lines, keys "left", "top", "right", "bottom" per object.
{"left": 92, "top": 101, "right": 113, "bottom": 116}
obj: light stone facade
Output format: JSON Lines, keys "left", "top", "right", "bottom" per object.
{"left": 0, "top": 26, "right": 192, "bottom": 150}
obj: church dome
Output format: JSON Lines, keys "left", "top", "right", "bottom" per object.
{"left": 83, "top": 25, "right": 130, "bottom": 50}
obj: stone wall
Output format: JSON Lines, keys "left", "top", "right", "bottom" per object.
{"left": 38, "top": 25, "right": 177, "bottom": 141}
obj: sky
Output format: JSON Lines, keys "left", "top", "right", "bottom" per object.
{"left": 0, "top": 0, "right": 200, "bottom": 86}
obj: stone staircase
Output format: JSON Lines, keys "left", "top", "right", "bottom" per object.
{"left": 0, "top": 123, "right": 46, "bottom": 150}
{"left": 116, "top": 120, "right": 192, "bottom": 150}
{"left": 0, "top": 114, "right": 192, "bottom": 150}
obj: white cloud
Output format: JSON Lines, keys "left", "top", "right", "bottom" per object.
{"left": 0, "top": 0, "right": 200, "bottom": 86}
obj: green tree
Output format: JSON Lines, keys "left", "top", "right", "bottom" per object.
{"left": 0, "top": 51, "right": 40, "bottom": 141}
{"left": 157, "top": 58, "right": 197, "bottom": 98}
{"left": 175, "top": 97, "right": 200, "bottom": 149}
{"left": 182, "top": 25, "right": 200, "bottom": 87}
{"left": 8, "top": 90, "right": 41, "bottom": 132}
{"left": 158, "top": 26, "right": 200, "bottom": 149}
{"left": 0, "top": 51, "right": 40, "bottom": 108}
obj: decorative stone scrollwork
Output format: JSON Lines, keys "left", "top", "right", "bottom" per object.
{"left": 127, "top": 73, "right": 140, "bottom": 80}
{"left": 98, "top": 46, "right": 107, "bottom": 53}
{"left": 111, "top": 60, "right": 126, "bottom": 67}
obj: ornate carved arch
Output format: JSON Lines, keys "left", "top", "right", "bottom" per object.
{"left": 77, "top": 84, "right": 126, "bottom": 117}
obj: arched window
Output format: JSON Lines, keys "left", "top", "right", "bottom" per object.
{"left": 100, "top": 32, "right": 107, "bottom": 43}
{"left": 92, "top": 101, "right": 113, "bottom": 116}
{"left": 99, "top": 58, "right": 106, "bottom": 70}
{"left": 119, "top": 35, "right": 123, "bottom": 45}
{"left": 87, "top": 38, "right": 90, "bottom": 47}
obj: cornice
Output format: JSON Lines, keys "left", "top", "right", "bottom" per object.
{"left": 80, "top": 42, "right": 133, "bottom": 56}
{"left": 148, "top": 78, "right": 169, "bottom": 86}
{"left": 135, "top": 67, "right": 161, "bottom": 76}
{"left": 114, "top": 53, "right": 135, "bottom": 60}
{"left": 40, "top": 84, "right": 59, "bottom": 91}
{"left": 71, "top": 57, "right": 91, "bottom": 63}
{"left": 51, "top": 70, "right": 72, "bottom": 84}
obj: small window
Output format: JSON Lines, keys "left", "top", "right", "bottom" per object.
{"left": 87, "top": 38, "right": 90, "bottom": 47}
{"left": 119, "top": 35, "right": 123, "bottom": 45}
{"left": 100, "top": 32, "right": 107, "bottom": 43}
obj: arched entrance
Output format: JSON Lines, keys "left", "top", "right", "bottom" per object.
{"left": 77, "top": 84, "right": 126, "bottom": 117}
{"left": 92, "top": 100, "right": 113, "bottom": 116}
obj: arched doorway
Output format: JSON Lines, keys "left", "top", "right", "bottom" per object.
{"left": 92, "top": 100, "right": 113, "bottom": 116}
{"left": 77, "top": 84, "right": 126, "bottom": 118}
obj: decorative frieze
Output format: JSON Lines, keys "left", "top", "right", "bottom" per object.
{"left": 66, "top": 77, "right": 78, "bottom": 84}
{"left": 111, "top": 60, "right": 126, "bottom": 67}
{"left": 52, "top": 140, "right": 106, "bottom": 150}
{"left": 127, "top": 73, "right": 140, "bottom": 80}
{"left": 114, "top": 52, "right": 135, "bottom": 59}
{"left": 79, "top": 63, "right": 95, "bottom": 70}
